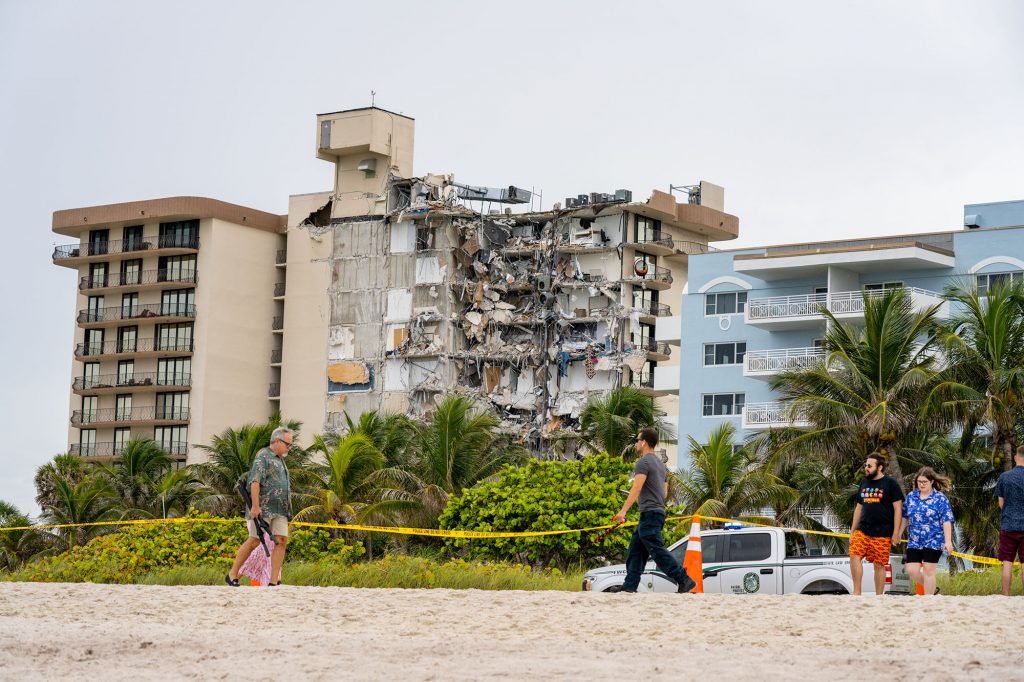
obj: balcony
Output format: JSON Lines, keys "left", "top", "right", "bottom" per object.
{"left": 272, "top": 316, "right": 284, "bottom": 332}
{"left": 70, "top": 407, "right": 191, "bottom": 427}
{"left": 630, "top": 369, "right": 656, "bottom": 395}
{"left": 652, "top": 367, "right": 679, "bottom": 396}
{"left": 74, "top": 338, "right": 194, "bottom": 359}
{"left": 634, "top": 301, "right": 672, "bottom": 323}
{"left": 744, "top": 347, "right": 826, "bottom": 378}
{"left": 655, "top": 315, "right": 681, "bottom": 346}
{"left": 276, "top": 249, "right": 287, "bottom": 265}
{"left": 78, "top": 303, "right": 197, "bottom": 327}
{"left": 666, "top": 240, "right": 718, "bottom": 263}
{"left": 631, "top": 336, "right": 672, "bottom": 361}
{"left": 274, "top": 282, "right": 286, "bottom": 298}
{"left": 625, "top": 232, "right": 675, "bottom": 256}
{"left": 744, "top": 288, "right": 947, "bottom": 330}
{"left": 73, "top": 372, "right": 192, "bottom": 395}
{"left": 269, "top": 383, "right": 280, "bottom": 399}
{"left": 52, "top": 236, "right": 199, "bottom": 266}
{"left": 622, "top": 264, "right": 673, "bottom": 291}
{"left": 69, "top": 441, "right": 188, "bottom": 459}
{"left": 270, "top": 349, "right": 282, "bottom": 364}
{"left": 742, "top": 401, "right": 811, "bottom": 430}
{"left": 78, "top": 269, "right": 198, "bottom": 293}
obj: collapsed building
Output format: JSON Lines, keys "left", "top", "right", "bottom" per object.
{"left": 278, "top": 107, "right": 739, "bottom": 462}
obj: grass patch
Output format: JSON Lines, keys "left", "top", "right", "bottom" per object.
{"left": 936, "top": 565, "right": 1024, "bottom": 596}
{"left": 133, "top": 556, "right": 583, "bottom": 591}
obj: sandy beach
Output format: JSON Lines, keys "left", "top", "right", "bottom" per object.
{"left": 0, "top": 583, "right": 1019, "bottom": 680}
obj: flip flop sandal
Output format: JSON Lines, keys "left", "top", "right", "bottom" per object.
{"left": 224, "top": 574, "right": 240, "bottom": 587}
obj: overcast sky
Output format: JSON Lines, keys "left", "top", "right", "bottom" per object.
{"left": 1, "top": 1, "right": 1022, "bottom": 514}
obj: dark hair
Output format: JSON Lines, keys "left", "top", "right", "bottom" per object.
{"left": 914, "top": 466, "right": 951, "bottom": 493}
{"left": 866, "top": 452, "right": 887, "bottom": 471}
{"left": 638, "top": 427, "right": 659, "bottom": 448}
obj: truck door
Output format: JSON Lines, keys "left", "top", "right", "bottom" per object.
{"left": 716, "top": 531, "right": 781, "bottom": 595}
{"left": 663, "top": 532, "right": 724, "bottom": 593}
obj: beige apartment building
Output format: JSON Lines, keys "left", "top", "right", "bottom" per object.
{"left": 52, "top": 107, "right": 739, "bottom": 466}
{"left": 52, "top": 198, "right": 286, "bottom": 462}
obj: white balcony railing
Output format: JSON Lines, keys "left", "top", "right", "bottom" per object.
{"left": 742, "top": 401, "right": 810, "bottom": 429}
{"left": 744, "top": 347, "right": 825, "bottom": 376}
{"left": 746, "top": 288, "right": 944, "bottom": 323}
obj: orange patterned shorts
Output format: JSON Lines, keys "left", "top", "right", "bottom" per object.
{"left": 849, "top": 530, "right": 890, "bottom": 565}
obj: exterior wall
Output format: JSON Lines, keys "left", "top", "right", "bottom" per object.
{"left": 964, "top": 200, "right": 1024, "bottom": 229}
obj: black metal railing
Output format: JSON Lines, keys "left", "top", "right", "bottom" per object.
{"left": 632, "top": 232, "right": 674, "bottom": 250}
{"left": 633, "top": 337, "right": 671, "bottom": 356}
{"left": 70, "top": 407, "right": 191, "bottom": 425}
{"left": 69, "top": 440, "right": 189, "bottom": 457}
{"left": 274, "top": 282, "right": 286, "bottom": 297}
{"left": 157, "top": 234, "right": 200, "bottom": 250}
{"left": 270, "top": 349, "right": 282, "bottom": 363}
{"left": 631, "top": 370, "right": 655, "bottom": 389}
{"left": 78, "top": 269, "right": 198, "bottom": 291}
{"left": 269, "top": 383, "right": 280, "bottom": 397}
{"left": 78, "top": 303, "right": 196, "bottom": 324}
{"left": 272, "top": 316, "right": 284, "bottom": 330}
{"left": 73, "top": 372, "right": 192, "bottom": 391}
{"left": 634, "top": 301, "right": 672, "bottom": 317}
{"left": 626, "top": 264, "right": 673, "bottom": 285}
{"left": 53, "top": 236, "right": 198, "bottom": 261}
{"left": 674, "top": 241, "right": 718, "bottom": 256}
{"left": 74, "top": 338, "right": 195, "bottom": 357}
{"left": 276, "top": 249, "right": 287, "bottom": 264}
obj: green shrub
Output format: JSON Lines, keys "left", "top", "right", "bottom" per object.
{"left": 438, "top": 453, "right": 636, "bottom": 569}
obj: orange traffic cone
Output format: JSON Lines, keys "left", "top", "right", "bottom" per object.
{"left": 915, "top": 582, "right": 925, "bottom": 596}
{"left": 250, "top": 579, "right": 261, "bottom": 587}
{"left": 682, "top": 515, "right": 704, "bottom": 593}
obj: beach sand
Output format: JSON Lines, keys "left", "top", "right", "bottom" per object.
{"left": 0, "top": 583, "right": 1019, "bottom": 680}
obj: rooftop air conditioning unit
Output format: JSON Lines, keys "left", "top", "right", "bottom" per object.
{"left": 964, "top": 214, "right": 981, "bottom": 229}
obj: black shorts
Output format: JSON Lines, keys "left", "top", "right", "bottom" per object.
{"left": 905, "top": 547, "right": 942, "bottom": 564}
{"left": 998, "top": 530, "right": 1024, "bottom": 563}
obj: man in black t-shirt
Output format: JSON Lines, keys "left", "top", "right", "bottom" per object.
{"left": 849, "top": 452, "right": 905, "bottom": 595}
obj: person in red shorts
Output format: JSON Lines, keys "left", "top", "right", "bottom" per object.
{"left": 849, "top": 452, "right": 904, "bottom": 595}
{"left": 996, "top": 446, "right": 1024, "bottom": 596}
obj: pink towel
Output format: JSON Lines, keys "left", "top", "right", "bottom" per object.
{"left": 239, "top": 537, "right": 276, "bottom": 585}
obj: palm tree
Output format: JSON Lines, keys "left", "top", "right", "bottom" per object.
{"left": 405, "top": 396, "right": 526, "bottom": 526}
{"left": 293, "top": 432, "right": 421, "bottom": 558}
{"left": 0, "top": 500, "right": 51, "bottom": 569}
{"left": 341, "top": 410, "right": 416, "bottom": 468}
{"left": 153, "top": 467, "right": 203, "bottom": 518}
{"left": 99, "top": 438, "right": 173, "bottom": 519}
{"left": 576, "top": 386, "right": 674, "bottom": 459}
{"left": 763, "top": 288, "right": 944, "bottom": 480}
{"left": 193, "top": 413, "right": 304, "bottom": 515}
{"left": 672, "top": 422, "right": 798, "bottom": 525}
{"left": 40, "top": 474, "right": 115, "bottom": 549}
{"left": 931, "top": 279, "right": 1024, "bottom": 469}
{"left": 34, "top": 452, "right": 88, "bottom": 513}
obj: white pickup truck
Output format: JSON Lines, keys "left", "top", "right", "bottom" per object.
{"left": 582, "top": 525, "right": 911, "bottom": 595}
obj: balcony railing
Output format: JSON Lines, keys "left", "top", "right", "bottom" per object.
{"left": 634, "top": 301, "right": 673, "bottom": 317}
{"left": 52, "top": 236, "right": 198, "bottom": 261}
{"left": 73, "top": 372, "right": 192, "bottom": 391}
{"left": 631, "top": 232, "right": 674, "bottom": 250}
{"left": 746, "top": 288, "right": 944, "bottom": 322}
{"left": 742, "top": 401, "right": 810, "bottom": 429}
{"left": 625, "top": 264, "right": 673, "bottom": 285}
{"left": 274, "top": 282, "right": 286, "bottom": 297}
{"left": 71, "top": 407, "right": 191, "bottom": 425}
{"left": 272, "top": 316, "right": 284, "bottom": 330}
{"left": 69, "top": 441, "right": 188, "bottom": 457}
{"left": 675, "top": 241, "right": 718, "bottom": 256}
{"left": 269, "top": 383, "right": 280, "bottom": 397}
{"left": 276, "top": 249, "right": 287, "bottom": 264}
{"left": 630, "top": 370, "right": 655, "bottom": 389}
{"left": 79, "top": 269, "right": 198, "bottom": 291}
{"left": 744, "top": 347, "right": 825, "bottom": 374}
{"left": 270, "top": 349, "right": 282, "bottom": 363}
{"left": 74, "top": 338, "right": 194, "bottom": 357}
{"left": 78, "top": 303, "right": 197, "bottom": 324}
{"left": 632, "top": 337, "right": 672, "bottom": 356}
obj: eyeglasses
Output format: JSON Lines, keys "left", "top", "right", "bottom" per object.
{"left": 916, "top": 479, "right": 931, "bottom": 485}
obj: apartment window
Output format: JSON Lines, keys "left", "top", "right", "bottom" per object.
{"left": 120, "top": 259, "right": 142, "bottom": 286}
{"left": 634, "top": 216, "right": 662, "bottom": 243}
{"left": 115, "top": 394, "right": 132, "bottom": 421}
{"left": 633, "top": 289, "right": 659, "bottom": 313}
{"left": 633, "top": 254, "right": 657, "bottom": 278}
{"left": 161, "top": 288, "right": 194, "bottom": 316}
{"left": 157, "top": 323, "right": 193, "bottom": 352}
{"left": 114, "top": 427, "right": 130, "bottom": 453}
{"left": 81, "top": 395, "right": 98, "bottom": 422}
{"left": 84, "top": 329, "right": 104, "bottom": 355}
{"left": 159, "top": 219, "right": 199, "bottom": 249}
{"left": 630, "top": 322, "right": 656, "bottom": 350}
{"left": 118, "top": 360, "right": 135, "bottom": 384}
{"left": 88, "top": 229, "right": 109, "bottom": 256}
{"left": 977, "top": 271, "right": 1024, "bottom": 297}
{"left": 82, "top": 362, "right": 100, "bottom": 389}
{"left": 704, "top": 342, "right": 747, "bottom": 366}
{"left": 88, "top": 262, "right": 108, "bottom": 289}
{"left": 123, "top": 225, "right": 144, "bottom": 252}
{"left": 813, "top": 338, "right": 825, "bottom": 349}
{"left": 702, "top": 392, "right": 745, "bottom": 417}
{"left": 705, "top": 291, "right": 747, "bottom": 315}
{"left": 117, "top": 326, "right": 138, "bottom": 354}
{"left": 159, "top": 255, "right": 197, "bottom": 283}
{"left": 155, "top": 426, "right": 188, "bottom": 455}
{"left": 157, "top": 392, "right": 189, "bottom": 420}
{"left": 86, "top": 295, "right": 104, "bottom": 322}
{"left": 158, "top": 358, "right": 191, "bottom": 385}
{"left": 814, "top": 286, "right": 828, "bottom": 295}
{"left": 864, "top": 281, "right": 903, "bottom": 291}
{"left": 79, "top": 429, "right": 97, "bottom": 456}
{"left": 121, "top": 292, "right": 139, "bottom": 319}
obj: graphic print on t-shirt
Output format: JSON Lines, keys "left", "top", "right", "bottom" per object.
{"left": 860, "top": 487, "right": 886, "bottom": 503}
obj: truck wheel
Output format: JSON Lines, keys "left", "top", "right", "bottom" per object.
{"left": 801, "top": 580, "right": 848, "bottom": 595}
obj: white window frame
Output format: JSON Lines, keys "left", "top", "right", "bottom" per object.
{"left": 703, "top": 342, "right": 747, "bottom": 367}
{"left": 702, "top": 392, "right": 746, "bottom": 417}
{"left": 977, "top": 270, "right": 1023, "bottom": 297}
{"left": 704, "top": 291, "right": 748, "bottom": 316}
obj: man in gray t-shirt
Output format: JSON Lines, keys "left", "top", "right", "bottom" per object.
{"left": 610, "top": 427, "right": 696, "bottom": 593}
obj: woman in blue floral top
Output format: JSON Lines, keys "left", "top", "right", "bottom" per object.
{"left": 898, "top": 467, "right": 954, "bottom": 596}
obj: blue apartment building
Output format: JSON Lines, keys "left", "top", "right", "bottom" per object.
{"left": 675, "top": 199, "right": 1024, "bottom": 447}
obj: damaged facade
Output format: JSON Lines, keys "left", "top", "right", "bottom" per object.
{"left": 280, "top": 107, "right": 739, "bottom": 462}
